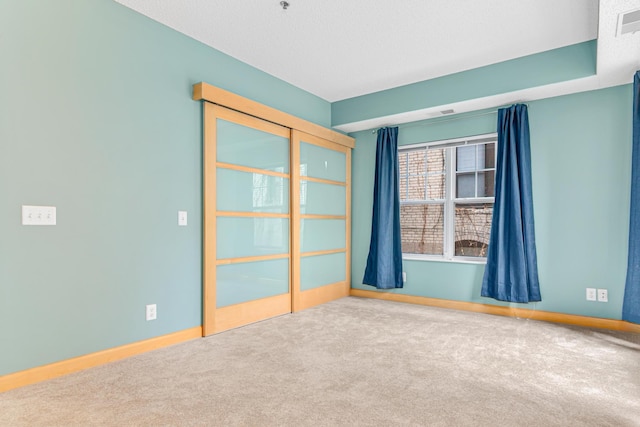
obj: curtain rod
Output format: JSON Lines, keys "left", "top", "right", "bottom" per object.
{"left": 373, "top": 102, "right": 529, "bottom": 133}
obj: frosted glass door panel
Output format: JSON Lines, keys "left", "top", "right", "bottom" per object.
{"left": 217, "top": 217, "right": 289, "bottom": 259}
{"left": 217, "top": 168, "right": 289, "bottom": 214}
{"left": 300, "top": 252, "right": 346, "bottom": 291}
{"left": 300, "top": 219, "right": 346, "bottom": 253}
{"left": 217, "top": 119, "right": 289, "bottom": 172}
{"left": 301, "top": 182, "right": 346, "bottom": 215}
{"left": 216, "top": 259, "right": 289, "bottom": 308}
{"left": 300, "top": 142, "right": 346, "bottom": 182}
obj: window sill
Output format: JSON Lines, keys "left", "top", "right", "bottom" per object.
{"left": 402, "top": 254, "right": 487, "bottom": 265}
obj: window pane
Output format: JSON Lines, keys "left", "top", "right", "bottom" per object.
{"left": 398, "top": 151, "right": 408, "bottom": 176}
{"left": 478, "top": 171, "right": 495, "bottom": 197}
{"left": 407, "top": 175, "right": 426, "bottom": 200}
{"left": 408, "top": 150, "right": 426, "bottom": 175}
{"left": 400, "top": 204, "right": 444, "bottom": 255}
{"left": 456, "top": 145, "right": 475, "bottom": 172}
{"left": 427, "top": 173, "right": 445, "bottom": 199}
{"left": 427, "top": 148, "right": 445, "bottom": 174}
{"left": 400, "top": 177, "right": 408, "bottom": 201}
{"left": 454, "top": 203, "right": 493, "bottom": 257}
{"left": 456, "top": 173, "right": 475, "bottom": 198}
{"left": 400, "top": 138, "right": 496, "bottom": 260}
{"left": 478, "top": 143, "right": 495, "bottom": 169}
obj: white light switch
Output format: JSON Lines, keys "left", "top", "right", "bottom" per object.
{"left": 22, "top": 205, "right": 56, "bottom": 226}
{"left": 178, "top": 211, "right": 188, "bottom": 226}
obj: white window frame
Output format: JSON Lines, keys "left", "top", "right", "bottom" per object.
{"left": 399, "top": 133, "right": 497, "bottom": 264}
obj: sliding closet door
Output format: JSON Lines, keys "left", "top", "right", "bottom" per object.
{"left": 292, "top": 131, "right": 351, "bottom": 312}
{"left": 204, "top": 103, "right": 291, "bottom": 335}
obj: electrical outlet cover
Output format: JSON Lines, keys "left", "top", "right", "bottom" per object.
{"left": 146, "top": 304, "right": 157, "bottom": 321}
{"left": 586, "top": 288, "right": 597, "bottom": 301}
{"left": 597, "top": 289, "right": 608, "bottom": 303}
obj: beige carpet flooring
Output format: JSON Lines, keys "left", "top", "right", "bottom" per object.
{"left": 1, "top": 297, "right": 639, "bottom": 426}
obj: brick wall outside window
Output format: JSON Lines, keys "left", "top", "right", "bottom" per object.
{"left": 399, "top": 139, "right": 495, "bottom": 258}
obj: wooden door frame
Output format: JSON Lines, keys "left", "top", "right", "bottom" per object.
{"left": 197, "top": 82, "right": 355, "bottom": 336}
{"left": 194, "top": 83, "right": 354, "bottom": 149}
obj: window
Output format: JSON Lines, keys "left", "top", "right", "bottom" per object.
{"left": 398, "top": 134, "right": 496, "bottom": 261}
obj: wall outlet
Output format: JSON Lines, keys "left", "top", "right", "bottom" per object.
{"left": 402, "top": 272, "right": 407, "bottom": 282}
{"left": 146, "top": 304, "right": 157, "bottom": 321}
{"left": 586, "top": 288, "right": 597, "bottom": 301}
{"left": 597, "top": 289, "right": 608, "bottom": 303}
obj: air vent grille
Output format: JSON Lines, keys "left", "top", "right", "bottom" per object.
{"left": 618, "top": 8, "right": 640, "bottom": 36}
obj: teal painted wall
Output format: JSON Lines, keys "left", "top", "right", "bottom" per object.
{"left": 351, "top": 85, "right": 633, "bottom": 319}
{"left": 0, "top": 0, "right": 330, "bottom": 376}
{"left": 0, "top": 0, "right": 631, "bottom": 380}
{"left": 332, "top": 40, "right": 597, "bottom": 127}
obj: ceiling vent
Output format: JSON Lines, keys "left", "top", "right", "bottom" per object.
{"left": 617, "top": 8, "right": 640, "bottom": 36}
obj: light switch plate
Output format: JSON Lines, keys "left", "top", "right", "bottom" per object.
{"left": 22, "top": 205, "right": 56, "bottom": 225}
{"left": 178, "top": 211, "right": 187, "bottom": 226}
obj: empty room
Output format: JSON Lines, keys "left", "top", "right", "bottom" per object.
{"left": 1, "top": 0, "right": 639, "bottom": 425}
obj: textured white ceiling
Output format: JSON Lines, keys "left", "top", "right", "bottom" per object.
{"left": 114, "top": 0, "right": 600, "bottom": 102}
{"left": 597, "top": 0, "right": 640, "bottom": 86}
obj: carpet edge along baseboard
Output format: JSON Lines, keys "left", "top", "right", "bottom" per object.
{"left": 0, "top": 326, "right": 202, "bottom": 393}
{"left": 3, "top": 292, "right": 638, "bottom": 393}
{"left": 350, "top": 289, "right": 640, "bottom": 333}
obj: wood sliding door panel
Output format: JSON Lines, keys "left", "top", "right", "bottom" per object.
{"left": 292, "top": 130, "right": 351, "bottom": 312}
{"left": 204, "top": 104, "right": 292, "bottom": 335}
{"left": 198, "top": 82, "right": 354, "bottom": 335}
